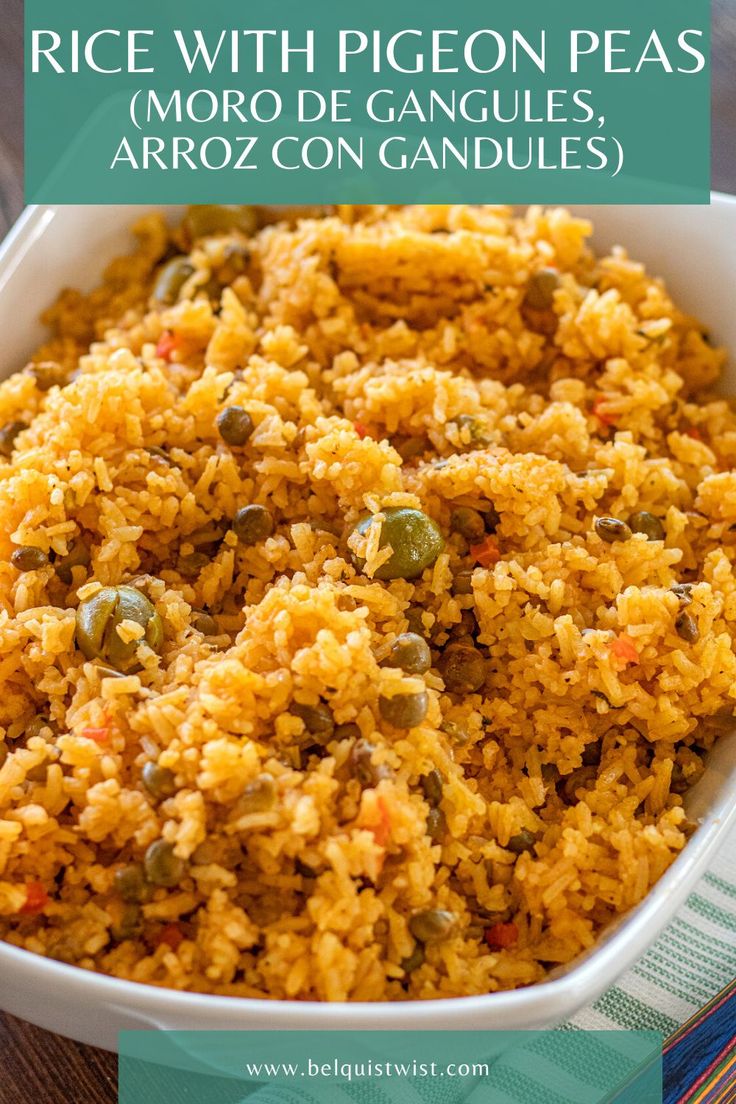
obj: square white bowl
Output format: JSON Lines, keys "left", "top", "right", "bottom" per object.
{"left": 0, "top": 201, "right": 734, "bottom": 1051}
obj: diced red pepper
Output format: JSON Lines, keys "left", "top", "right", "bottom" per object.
{"left": 592, "top": 396, "right": 618, "bottom": 427}
{"left": 82, "top": 725, "right": 110, "bottom": 746}
{"left": 470, "top": 536, "right": 500, "bottom": 567}
{"left": 156, "top": 923, "right": 184, "bottom": 951}
{"left": 20, "top": 882, "right": 49, "bottom": 916}
{"left": 485, "top": 921, "right": 518, "bottom": 949}
{"left": 684, "top": 427, "right": 702, "bottom": 441}
{"left": 610, "top": 633, "right": 639, "bottom": 666}
{"left": 156, "top": 331, "right": 179, "bottom": 361}
{"left": 81, "top": 709, "right": 112, "bottom": 745}
{"left": 353, "top": 422, "right": 369, "bottom": 440}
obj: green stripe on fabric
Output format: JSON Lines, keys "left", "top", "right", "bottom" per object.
{"left": 686, "top": 894, "right": 736, "bottom": 932}
{"left": 633, "top": 955, "right": 713, "bottom": 1006}
{"left": 650, "top": 928, "right": 710, "bottom": 972}
{"left": 527, "top": 1033, "right": 637, "bottom": 1090}
{"left": 345, "top": 1079, "right": 422, "bottom": 1104}
{"left": 593, "top": 988, "right": 679, "bottom": 1035}
{"left": 635, "top": 949, "right": 713, "bottom": 993}
{"left": 645, "top": 928, "right": 736, "bottom": 981}
{"left": 665, "top": 924, "right": 736, "bottom": 974}
{"left": 662, "top": 938, "right": 736, "bottom": 983}
{"left": 485, "top": 1064, "right": 573, "bottom": 1104}
{"left": 675, "top": 919, "right": 736, "bottom": 959}
{"left": 703, "top": 872, "right": 736, "bottom": 900}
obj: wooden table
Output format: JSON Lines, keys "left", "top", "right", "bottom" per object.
{"left": 0, "top": 5, "right": 735, "bottom": 1101}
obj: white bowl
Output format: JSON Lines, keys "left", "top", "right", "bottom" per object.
{"left": 0, "top": 201, "right": 735, "bottom": 1051}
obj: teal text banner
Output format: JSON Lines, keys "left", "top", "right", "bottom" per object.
{"left": 119, "top": 1029, "right": 663, "bottom": 1103}
{"left": 25, "top": 0, "right": 710, "bottom": 204}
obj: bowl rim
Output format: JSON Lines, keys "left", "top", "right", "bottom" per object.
{"left": 0, "top": 194, "right": 735, "bottom": 1029}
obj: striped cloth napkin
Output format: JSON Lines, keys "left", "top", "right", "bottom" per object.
{"left": 566, "top": 822, "right": 736, "bottom": 1102}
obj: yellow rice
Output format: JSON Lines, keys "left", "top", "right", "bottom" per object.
{"left": 0, "top": 203, "right": 733, "bottom": 1001}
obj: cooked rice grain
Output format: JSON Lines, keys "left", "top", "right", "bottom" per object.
{"left": 0, "top": 204, "right": 732, "bottom": 1001}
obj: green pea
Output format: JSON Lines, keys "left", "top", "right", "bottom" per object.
{"left": 383, "top": 633, "right": 432, "bottom": 674}
{"left": 219, "top": 241, "right": 250, "bottom": 272}
{"left": 401, "top": 944, "right": 425, "bottom": 974}
{"left": 378, "top": 691, "right": 428, "bottom": 729}
{"left": 232, "top": 505, "right": 274, "bottom": 545}
{"left": 394, "top": 436, "right": 426, "bottom": 462}
{"left": 420, "top": 769, "right": 444, "bottom": 807}
{"left": 452, "top": 569, "right": 475, "bottom": 596}
{"left": 439, "top": 643, "right": 486, "bottom": 694}
{"left": 216, "top": 405, "right": 254, "bottom": 447}
{"left": 0, "top": 420, "right": 28, "bottom": 458}
{"left": 25, "top": 716, "right": 52, "bottom": 741}
{"left": 675, "top": 611, "right": 699, "bottom": 643}
{"left": 440, "top": 719, "right": 469, "bottom": 744}
{"left": 55, "top": 541, "right": 91, "bottom": 585}
{"left": 594, "top": 517, "right": 632, "bottom": 543}
{"left": 111, "top": 903, "right": 142, "bottom": 942}
{"left": 191, "top": 609, "right": 219, "bottom": 636}
{"left": 524, "top": 267, "right": 560, "bottom": 310}
{"left": 203, "top": 275, "right": 223, "bottom": 303}
{"left": 334, "top": 722, "right": 361, "bottom": 741}
{"left": 404, "top": 607, "right": 429, "bottom": 638}
{"left": 142, "top": 762, "right": 176, "bottom": 800}
{"left": 451, "top": 609, "right": 478, "bottom": 642}
{"left": 629, "top": 511, "right": 665, "bottom": 542}
{"left": 178, "top": 552, "right": 210, "bottom": 578}
{"left": 559, "top": 766, "right": 596, "bottom": 806}
{"left": 153, "top": 256, "right": 195, "bottom": 305}
{"left": 191, "top": 840, "right": 217, "bottom": 865}
{"left": 507, "top": 829, "right": 537, "bottom": 855}
{"left": 10, "top": 546, "right": 48, "bottom": 572}
{"left": 453, "top": 535, "right": 469, "bottom": 558}
{"left": 291, "top": 701, "right": 334, "bottom": 740}
{"left": 144, "top": 840, "right": 185, "bottom": 887}
{"left": 26, "top": 761, "right": 48, "bottom": 783}
{"left": 184, "top": 205, "right": 257, "bottom": 240}
{"left": 426, "top": 807, "right": 447, "bottom": 842}
{"left": 94, "top": 662, "right": 127, "bottom": 680}
{"left": 76, "top": 585, "right": 164, "bottom": 672}
{"left": 408, "top": 908, "right": 457, "bottom": 943}
{"left": 25, "top": 361, "right": 68, "bottom": 392}
{"left": 236, "top": 774, "right": 277, "bottom": 814}
{"left": 450, "top": 507, "right": 485, "bottom": 543}
{"left": 351, "top": 507, "right": 444, "bottom": 581}
{"left": 671, "top": 583, "right": 694, "bottom": 606}
{"left": 449, "top": 414, "right": 490, "bottom": 448}
{"left": 114, "top": 864, "right": 150, "bottom": 904}
{"left": 351, "top": 739, "right": 391, "bottom": 787}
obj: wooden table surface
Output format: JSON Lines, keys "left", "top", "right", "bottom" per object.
{"left": 0, "top": 4, "right": 735, "bottom": 1102}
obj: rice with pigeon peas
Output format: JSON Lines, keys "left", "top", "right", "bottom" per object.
{"left": 0, "top": 203, "right": 733, "bottom": 1001}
